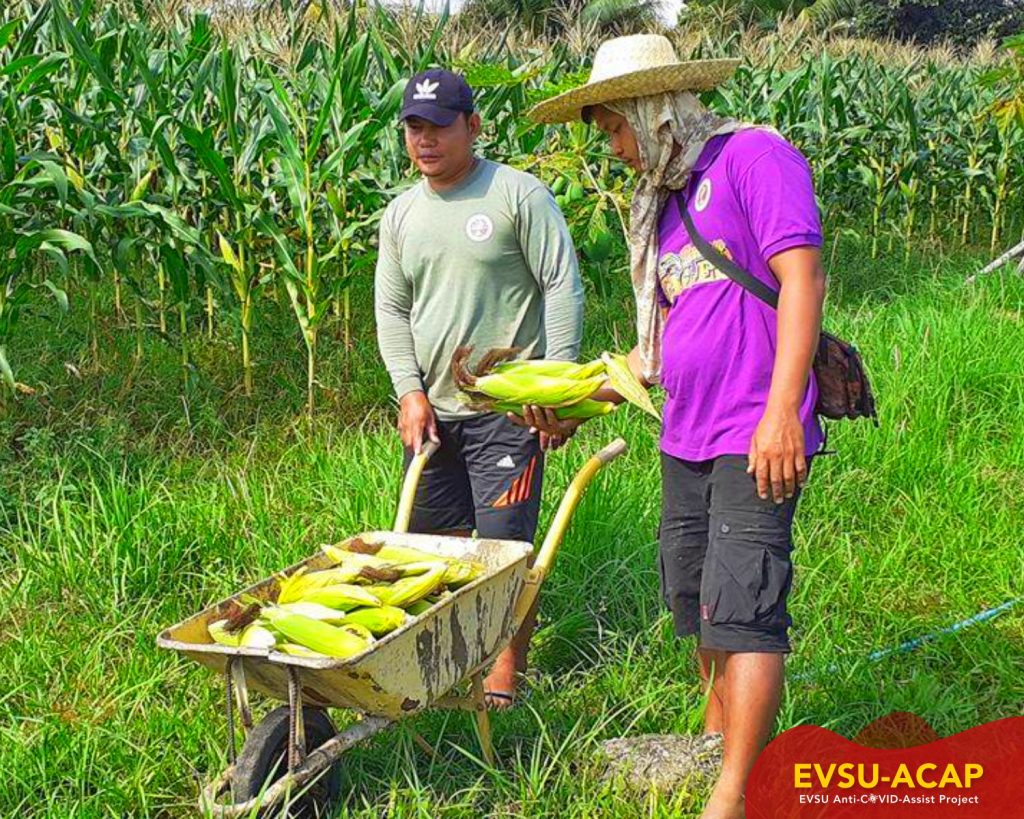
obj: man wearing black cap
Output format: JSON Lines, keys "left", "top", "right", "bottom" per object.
{"left": 375, "top": 69, "right": 584, "bottom": 707}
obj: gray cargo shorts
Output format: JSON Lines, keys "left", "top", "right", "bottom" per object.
{"left": 658, "top": 453, "right": 809, "bottom": 653}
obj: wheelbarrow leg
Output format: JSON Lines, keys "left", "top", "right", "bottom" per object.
{"left": 224, "top": 656, "right": 254, "bottom": 766}
{"left": 470, "top": 672, "right": 495, "bottom": 766}
{"left": 287, "top": 666, "right": 307, "bottom": 771}
{"left": 406, "top": 725, "right": 438, "bottom": 759}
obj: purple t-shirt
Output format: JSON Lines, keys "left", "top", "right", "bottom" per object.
{"left": 657, "top": 129, "right": 824, "bottom": 461}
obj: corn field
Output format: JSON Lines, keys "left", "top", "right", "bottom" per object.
{"left": 1, "top": 0, "right": 1021, "bottom": 409}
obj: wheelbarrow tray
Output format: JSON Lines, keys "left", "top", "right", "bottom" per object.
{"left": 157, "top": 531, "right": 532, "bottom": 720}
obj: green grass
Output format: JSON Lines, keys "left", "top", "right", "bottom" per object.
{"left": 1, "top": 236, "right": 1023, "bottom": 818}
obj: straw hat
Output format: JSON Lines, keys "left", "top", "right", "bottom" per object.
{"left": 528, "top": 35, "right": 739, "bottom": 124}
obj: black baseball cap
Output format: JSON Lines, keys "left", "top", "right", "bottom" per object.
{"left": 400, "top": 69, "right": 474, "bottom": 127}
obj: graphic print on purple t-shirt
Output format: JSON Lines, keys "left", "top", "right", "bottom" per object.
{"left": 657, "top": 128, "right": 824, "bottom": 462}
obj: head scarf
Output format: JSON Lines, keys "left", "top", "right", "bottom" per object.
{"left": 603, "top": 91, "right": 757, "bottom": 383}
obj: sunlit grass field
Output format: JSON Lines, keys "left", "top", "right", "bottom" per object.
{"left": 2, "top": 236, "right": 1022, "bottom": 817}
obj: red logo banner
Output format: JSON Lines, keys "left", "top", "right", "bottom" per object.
{"left": 747, "top": 713, "right": 1024, "bottom": 817}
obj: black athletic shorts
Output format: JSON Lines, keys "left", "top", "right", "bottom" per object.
{"left": 658, "top": 453, "right": 809, "bottom": 653}
{"left": 402, "top": 413, "right": 543, "bottom": 542}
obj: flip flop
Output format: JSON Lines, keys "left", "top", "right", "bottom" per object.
{"left": 484, "top": 690, "right": 516, "bottom": 710}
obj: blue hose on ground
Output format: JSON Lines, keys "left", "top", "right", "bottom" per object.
{"left": 793, "top": 596, "right": 1023, "bottom": 683}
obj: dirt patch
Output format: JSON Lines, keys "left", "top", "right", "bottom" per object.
{"left": 596, "top": 732, "right": 724, "bottom": 792}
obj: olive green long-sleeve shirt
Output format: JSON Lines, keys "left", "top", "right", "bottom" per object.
{"left": 374, "top": 158, "right": 584, "bottom": 420}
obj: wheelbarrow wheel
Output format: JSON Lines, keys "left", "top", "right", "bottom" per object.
{"left": 230, "top": 705, "right": 342, "bottom": 818}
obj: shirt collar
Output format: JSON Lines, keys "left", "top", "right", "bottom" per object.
{"left": 690, "top": 133, "right": 730, "bottom": 175}
{"left": 421, "top": 155, "right": 486, "bottom": 199}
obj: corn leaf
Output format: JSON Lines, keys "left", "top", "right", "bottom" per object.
{"left": 37, "top": 160, "right": 68, "bottom": 205}
{"left": 217, "top": 233, "right": 243, "bottom": 274}
{"left": 253, "top": 214, "right": 302, "bottom": 282}
{"left": 315, "top": 121, "right": 371, "bottom": 187}
{"left": 0, "top": 19, "right": 21, "bottom": 51}
{"left": 0, "top": 347, "right": 15, "bottom": 393}
{"left": 602, "top": 352, "right": 660, "bottom": 421}
{"left": 1, "top": 55, "right": 42, "bottom": 78}
{"left": 260, "top": 81, "right": 307, "bottom": 225}
{"left": 15, "top": 228, "right": 97, "bottom": 266}
{"left": 16, "top": 52, "right": 66, "bottom": 94}
{"left": 12, "top": 2, "right": 48, "bottom": 61}
{"left": 307, "top": 48, "right": 342, "bottom": 166}
{"left": 218, "top": 45, "right": 240, "bottom": 157}
{"left": 134, "top": 202, "right": 204, "bottom": 248}
{"left": 50, "top": 0, "right": 120, "bottom": 105}
{"left": 179, "top": 123, "right": 240, "bottom": 206}
{"left": 40, "top": 279, "right": 69, "bottom": 313}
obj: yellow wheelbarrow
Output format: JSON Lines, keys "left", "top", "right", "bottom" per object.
{"left": 157, "top": 437, "right": 628, "bottom": 817}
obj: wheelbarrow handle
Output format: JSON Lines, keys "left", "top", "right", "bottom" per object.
{"left": 594, "top": 438, "right": 628, "bottom": 465}
{"left": 394, "top": 440, "right": 440, "bottom": 534}
{"left": 513, "top": 437, "right": 628, "bottom": 626}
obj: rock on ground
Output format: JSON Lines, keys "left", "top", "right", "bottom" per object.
{"left": 597, "top": 733, "right": 724, "bottom": 793}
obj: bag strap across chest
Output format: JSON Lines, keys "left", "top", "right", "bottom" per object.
{"left": 676, "top": 191, "right": 780, "bottom": 309}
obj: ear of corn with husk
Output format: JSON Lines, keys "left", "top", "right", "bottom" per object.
{"left": 319, "top": 546, "right": 403, "bottom": 573}
{"left": 451, "top": 345, "right": 656, "bottom": 420}
{"left": 208, "top": 540, "right": 491, "bottom": 656}
{"left": 452, "top": 346, "right": 607, "bottom": 410}
{"left": 490, "top": 358, "right": 607, "bottom": 380}
{"left": 209, "top": 619, "right": 277, "bottom": 649}
{"left": 341, "top": 605, "right": 409, "bottom": 635}
{"left": 241, "top": 624, "right": 277, "bottom": 648}
{"left": 339, "top": 622, "right": 375, "bottom": 643}
{"left": 276, "top": 601, "right": 350, "bottom": 624}
{"left": 489, "top": 397, "right": 616, "bottom": 420}
{"left": 476, "top": 371, "right": 606, "bottom": 406}
{"left": 277, "top": 566, "right": 364, "bottom": 602}
{"left": 208, "top": 619, "right": 243, "bottom": 647}
{"left": 260, "top": 608, "right": 370, "bottom": 658}
{"left": 404, "top": 590, "right": 450, "bottom": 615}
{"left": 404, "top": 599, "right": 434, "bottom": 616}
{"left": 323, "top": 539, "right": 486, "bottom": 587}
{"left": 329, "top": 538, "right": 462, "bottom": 566}
{"left": 297, "top": 584, "right": 383, "bottom": 610}
{"left": 390, "top": 560, "right": 484, "bottom": 588}
{"left": 438, "top": 561, "right": 484, "bottom": 588}
{"left": 365, "top": 565, "right": 447, "bottom": 608}
{"left": 275, "top": 642, "right": 327, "bottom": 659}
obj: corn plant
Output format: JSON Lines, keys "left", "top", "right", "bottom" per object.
{"left": 0, "top": 162, "right": 91, "bottom": 394}
{"left": 202, "top": 38, "right": 279, "bottom": 394}
{"left": 1, "top": 0, "right": 1022, "bottom": 406}
{"left": 253, "top": 13, "right": 390, "bottom": 414}
{"left": 978, "top": 35, "right": 1024, "bottom": 253}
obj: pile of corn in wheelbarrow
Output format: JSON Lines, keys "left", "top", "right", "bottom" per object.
{"left": 206, "top": 537, "right": 488, "bottom": 660}
{"left": 158, "top": 437, "right": 628, "bottom": 818}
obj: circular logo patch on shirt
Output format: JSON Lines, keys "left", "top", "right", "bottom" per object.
{"left": 694, "top": 179, "right": 712, "bottom": 212}
{"left": 465, "top": 213, "right": 494, "bottom": 242}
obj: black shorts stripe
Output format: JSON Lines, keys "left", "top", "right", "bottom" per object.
{"left": 402, "top": 413, "right": 544, "bottom": 542}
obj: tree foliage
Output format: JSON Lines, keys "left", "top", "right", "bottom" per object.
{"left": 460, "top": 0, "right": 660, "bottom": 37}
{"left": 690, "top": 0, "right": 1024, "bottom": 46}
{"left": 857, "top": 0, "right": 1024, "bottom": 47}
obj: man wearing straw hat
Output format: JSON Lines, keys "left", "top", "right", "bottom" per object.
{"left": 526, "top": 36, "right": 827, "bottom": 819}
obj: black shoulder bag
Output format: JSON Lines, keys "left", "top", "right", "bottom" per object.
{"left": 678, "top": 198, "right": 878, "bottom": 424}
